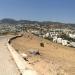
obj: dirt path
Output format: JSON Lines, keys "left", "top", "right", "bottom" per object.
{"left": 0, "top": 36, "right": 20, "bottom": 75}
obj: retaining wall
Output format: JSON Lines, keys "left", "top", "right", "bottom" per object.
{"left": 7, "top": 35, "right": 38, "bottom": 75}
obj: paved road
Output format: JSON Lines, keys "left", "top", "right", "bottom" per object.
{"left": 0, "top": 36, "right": 20, "bottom": 75}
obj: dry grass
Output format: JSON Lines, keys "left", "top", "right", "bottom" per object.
{"left": 11, "top": 33, "right": 75, "bottom": 75}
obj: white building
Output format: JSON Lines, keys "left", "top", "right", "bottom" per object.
{"left": 70, "top": 42, "right": 75, "bottom": 47}
{"left": 69, "top": 34, "right": 75, "bottom": 39}
{"left": 53, "top": 36, "right": 58, "bottom": 42}
{"left": 62, "top": 40, "right": 69, "bottom": 46}
{"left": 57, "top": 38, "right": 62, "bottom": 44}
{"left": 31, "top": 30, "right": 40, "bottom": 35}
{"left": 43, "top": 33, "right": 50, "bottom": 38}
{"left": 45, "top": 33, "right": 49, "bottom": 37}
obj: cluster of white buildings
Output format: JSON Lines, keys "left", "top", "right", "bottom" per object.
{"left": 43, "top": 32, "right": 75, "bottom": 48}
{"left": 43, "top": 32, "right": 59, "bottom": 38}
{"left": 53, "top": 37, "right": 70, "bottom": 46}
{"left": 30, "top": 29, "right": 75, "bottom": 48}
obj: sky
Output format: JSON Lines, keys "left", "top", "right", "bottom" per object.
{"left": 0, "top": 0, "right": 75, "bottom": 23}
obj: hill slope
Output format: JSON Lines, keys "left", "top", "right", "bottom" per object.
{"left": 11, "top": 33, "right": 75, "bottom": 75}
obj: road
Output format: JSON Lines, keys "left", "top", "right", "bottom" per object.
{"left": 0, "top": 36, "right": 20, "bottom": 75}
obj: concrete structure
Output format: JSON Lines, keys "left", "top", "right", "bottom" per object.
{"left": 7, "top": 35, "right": 38, "bottom": 75}
{"left": 0, "top": 36, "right": 20, "bottom": 75}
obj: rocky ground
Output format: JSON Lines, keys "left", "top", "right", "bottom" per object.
{"left": 11, "top": 33, "right": 75, "bottom": 75}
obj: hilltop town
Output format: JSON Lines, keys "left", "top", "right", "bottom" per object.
{"left": 0, "top": 18, "right": 75, "bottom": 75}
{"left": 0, "top": 18, "right": 75, "bottom": 47}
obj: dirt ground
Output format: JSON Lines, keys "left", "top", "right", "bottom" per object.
{"left": 11, "top": 33, "right": 75, "bottom": 75}
{"left": 0, "top": 36, "right": 20, "bottom": 75}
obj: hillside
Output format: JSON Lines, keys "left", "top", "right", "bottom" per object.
{"left": 11, "top": 33, "right": 75, "bottom": 75}
{"left": 0, "top": 18, "right": 75, "bottom": 27}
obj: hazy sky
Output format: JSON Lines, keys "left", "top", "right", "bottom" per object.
{"left": 0, "top": 0, "right": 75, "bottom": 23}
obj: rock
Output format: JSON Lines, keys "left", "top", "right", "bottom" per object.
{"left": 23, "top": 70, "right": 38, "bottom": 75}
{"left": 20, "top": 53, "right": 28, "bottom": 61}
{"left": 28, "top": 49, "right": 40, "bottom": 55}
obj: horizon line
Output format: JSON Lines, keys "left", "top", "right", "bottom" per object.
{"left": 0, "top": 18, "right": 75, "bottom": 24}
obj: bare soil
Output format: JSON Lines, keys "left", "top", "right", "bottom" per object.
{"left": 11, "top": 33, "right": 75, "bottom": 75}
{"left": 0, "top": 36, "right": 20, "bottom": 75}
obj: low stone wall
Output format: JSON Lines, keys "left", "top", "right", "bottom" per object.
{"left": 7, "top": 35, "right": 38, "bottom": 75}
{"left": 8, "top": 34, "right": 23, "bottom": 44}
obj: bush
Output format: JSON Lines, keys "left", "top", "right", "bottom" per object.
{"left": 40, "top": 42, "right": 44, "bottom": 47}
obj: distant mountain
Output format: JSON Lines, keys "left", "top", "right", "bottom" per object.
{"left": 0, "top": 18, "right": 75, "bottom": 27}
{"left": 0, "top": 18, "right": 18, "bottom": 24}
{"left": 0, "top": 18, "right": 40, "bottom": 24}
{"left": 18, "top": 20, "right": 39, "bottom": 24}
{"left": 0, "top": 18, "right": 64, "bottom": 24}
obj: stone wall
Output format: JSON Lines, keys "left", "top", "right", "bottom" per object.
{"left": 7, "top": 35, "right": 38, "bottom": 75}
